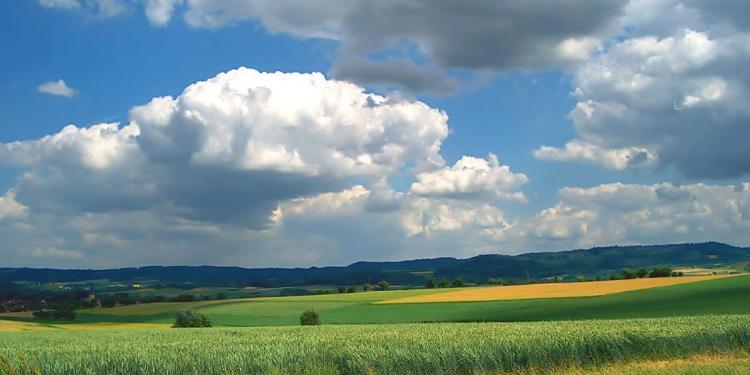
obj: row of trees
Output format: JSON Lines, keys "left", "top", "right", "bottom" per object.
{"left": 615, "top": 267, "right": 683, "bottom": 280}
{"left": 425, "top": 278, "right": 466, "bottom": 289}
{"left": 335, "top": 280, "right": 391, "bottom": 294}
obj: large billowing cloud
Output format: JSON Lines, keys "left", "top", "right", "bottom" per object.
{"left": 0, "top": 68, "right": 448, "bottom": 231}
{"left": 536, "top": 1, "right": 750, "bottom": 179}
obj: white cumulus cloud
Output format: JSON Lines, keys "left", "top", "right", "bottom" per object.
{"left": 534, "top": 140, "right": 655, "bottom": 170}
{"left": 411, "top": 154, "right": 528, "bottom": 201}
{"left": 37, "top": 79, "right": 77, "bottom": 98}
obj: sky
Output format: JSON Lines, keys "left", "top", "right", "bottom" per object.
{"left": 1, "top": 0, "right": 749, "bottom": 268}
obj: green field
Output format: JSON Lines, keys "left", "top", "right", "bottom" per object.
{"left": 70, "top": 275, "right": 750, "bottom": 326}
{"left": 1, "top": 315, "right": 749, "bottom": 374}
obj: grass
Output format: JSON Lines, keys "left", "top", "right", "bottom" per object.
{"left": 378, "top": 275, "right": 734, "bottom": 303}
{"left": 561, "top": 351, "right": 750, "bottom": 375}
{"left": 67, "top": 274, "right": 750, "bottom": 327}
{"left": 0, "top": 315, "right": 748, "bottom": 374}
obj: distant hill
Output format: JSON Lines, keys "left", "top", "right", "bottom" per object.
{"left": 1, "top": 242, "right": 747, "bottom": 287}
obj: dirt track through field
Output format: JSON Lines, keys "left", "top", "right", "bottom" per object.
{"left": 377, "top": 274, "right": 737, "bottom": 304}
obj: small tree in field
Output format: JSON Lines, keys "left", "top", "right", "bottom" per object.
{"left": 362, "top": 283, "right": 372, "bottom": 292}
{"left": 438, "top": 279, "right": 449, "bottom": 288}
{"left": 337, "top": 286, "right": 346, "bottom": 293}
{"left": 377, "top": 280, "right": 390, "bottom": 291}
{"left": 172, "top": 309, "right": 212, "bottom": 328}
{"left": 300, "top": 310, "right": 321, "bottom": 325}
{"left": 451, "top": 278, "right": 465, "bottom": 288}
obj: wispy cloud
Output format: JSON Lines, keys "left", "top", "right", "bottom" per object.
{"left": 37, "top": 79, "right": 77, "bottom": 98}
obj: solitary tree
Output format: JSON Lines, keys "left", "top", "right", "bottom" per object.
{"left": 299, "top": 310, "right": 321, "bottom": 326}
{"left": 377, "top": 280, "right": 390, "bottom": 291}
{"left": 362, "top": 283, "right": 372, "bottom": 292}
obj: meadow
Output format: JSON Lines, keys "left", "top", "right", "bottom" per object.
{"left": 1, "top": 315, "right": 749, "bottom": 374}
{"left": 67, "top": 274, "right": 750, "bottom": 327}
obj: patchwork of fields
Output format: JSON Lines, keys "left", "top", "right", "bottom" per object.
{"left": 1, "top": 273, "right": 748, "bottom": 373}
{"left": 52, "top": 274, "right": 748, "bottom": 327}
{"left": 377, "top": 274, "right": 734, "bottom": 303}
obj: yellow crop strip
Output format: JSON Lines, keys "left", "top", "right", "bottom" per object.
{"left": 377, "top": 274, "right": 737, "bottom": 304}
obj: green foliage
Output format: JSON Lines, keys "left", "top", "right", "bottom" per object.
{"left": 345, "top": 287, "right": 355, "bottom": 293}
{"left": 450, "top": 278, "right": 465, "bottom": 288}
{"left": 437, "top": 279, "right": 449, "bottom": 288}
{"left": 487, "top": 277, "right": 504, "bottom": 285}
{"left": 337, "top": 287, "right": 346, "bottom": 294}
{"left": 32, "top": 309, "right": 76, "bottom": 320}
{"left": 172, "top": 309, "right": 213, "bottom": 328}
{"left": 637, "top": 268, "right": 649, "bottom": 278}
{"left": 1, "top": 315, "right": 749, "bottom": 374}
{"left": 622, "top": 269, "right": 637, "bottom": 279}
{"left": 377, "top": 280, "right": 389, "bottom": 291}
{"left": 361, "top": 283, "right": 372, "bottom": 292}
{"left": 425, "top": 278, "right": 436, "bottom": 289}
{"left": 649, "top": 267, "right": 673, "bottom": 278}
{"left": 299, "top": 310, "right": 321, "bottom": 326}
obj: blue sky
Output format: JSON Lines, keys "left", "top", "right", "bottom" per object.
{"left": 1, "top": 1, "right": 749, "bottom": 268}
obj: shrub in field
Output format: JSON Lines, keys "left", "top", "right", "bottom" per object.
{"left": 438, "top": 279, "right": 449, "bottom": 288}
{"left": 299, "top": 310, "right": 321, "bottom": 326}
{"left": 362, "top": 283, "right": 372, "bottom": 292}
{"left": 451, "top": 278, "right": 465, "bottom": 288}
{"left": 172, "top": 309, "right": 213, "bottom": 328}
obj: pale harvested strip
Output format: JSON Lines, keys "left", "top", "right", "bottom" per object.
{"left": 550, "top": 351, "right": 750, "bottom": 375}
{"left": 0, "top": 319, "right": 170, "bottom": 332}
{"left": 377, "top": 274, "right": 737, "bottom": 304}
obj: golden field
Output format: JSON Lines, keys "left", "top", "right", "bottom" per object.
{"left": 377, "top": 274, "right": 737, "bottom": 304}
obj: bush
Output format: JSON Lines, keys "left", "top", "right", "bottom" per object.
{"left": 346, "top": 287, "right": 356, "bottom": 293}
{"left": 451, "top": 278, "right": 465, "bottom": 288}
{"left": 438, "top": 279, "right": 449, "bottom": 288}
{"left": 337, "top": 287, "right": 346, "bottom": 293}
{"left": 299, "top": 310, "right": 321, "bottom": 326}
{"left": 362, "top": 283, "right": 372, "bottom": 292}
{"left": 172, "top": 309, "right": 213, "bottom": 328}
{"left": 425, "top": 278, "right": 436, "bottom": 289}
